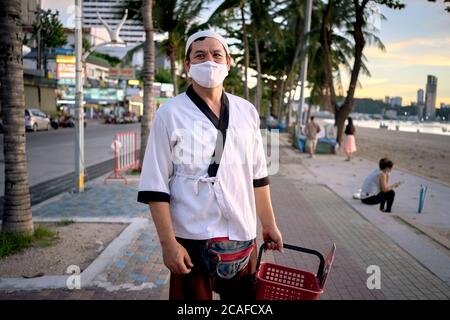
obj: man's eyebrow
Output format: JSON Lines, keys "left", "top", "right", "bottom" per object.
{"left": 193, "top": 49, "right": 206, "bottom": 54}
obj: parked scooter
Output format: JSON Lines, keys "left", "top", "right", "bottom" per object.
{"left": 50, "top": 117, "right": 59, "bottom": 129}
{"left": 56, "top": 115, "right": 87, "bottom": 128}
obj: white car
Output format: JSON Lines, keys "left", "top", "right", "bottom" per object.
{"left": 25, "top": 108, "right": 51, "bottom": 132}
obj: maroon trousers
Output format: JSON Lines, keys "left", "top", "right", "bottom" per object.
{"left": 169, "top": 238, "right": 258, "bottom": 301}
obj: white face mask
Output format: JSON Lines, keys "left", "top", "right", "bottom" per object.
{"left": 188, "top": 60, "right": 229, "bottom": 88}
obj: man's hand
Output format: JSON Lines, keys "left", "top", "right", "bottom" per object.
{"left": 161, "top": 240, "right": 194, "bottom": 275}
{"left": 262, "top": 225, "right": 283, "bottom": 252}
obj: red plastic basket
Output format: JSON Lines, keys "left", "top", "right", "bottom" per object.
{"left": 255, "top": 243, "right": 336, "bottom": 300}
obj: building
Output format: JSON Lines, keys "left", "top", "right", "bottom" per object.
{"left": 82, "top": 0, "right": 144, "bottom": 57}
{"left": 390, "top": 96, "right": 402, "bottom": 107}
{"left": 424, "top": 75, "right": 437, "bottom": 120}
{"left": 417, "top": 89, "right": 425, "bottom": 120}
{"left": 21, "top": 0, "right": 41, "bottom": 27}
{"left": 23, "top": 48, "right": 111, "bottom": 85}
{"left": 384, "top": 96, "right": 390, "bottom": 104}
{"left": 417, "top": 89, "right": 424, "bottom": 105}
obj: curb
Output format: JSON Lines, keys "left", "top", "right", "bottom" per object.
{"left": 0, "top": 217, "right": 147, "bottom": 292}
{"left": 393, "top": 215, "right": 450, "bottom": 250}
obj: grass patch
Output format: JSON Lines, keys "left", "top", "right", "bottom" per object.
{"left": 128, "top": 168, "right": 141, "bottom": 176}
{"left": 56, "top": 218, "right": 75, "bottom": 227}
{"left": 0, "top": 225, "right": 57, "bottom": 258}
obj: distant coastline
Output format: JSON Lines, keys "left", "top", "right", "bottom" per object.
{"left": 354, "top": 119, "right": 450, "bottom": 136}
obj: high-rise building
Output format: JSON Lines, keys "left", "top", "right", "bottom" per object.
{"left": 417, "top": 89, "right": 424, "bottom": 105}
{"left": 417, "top": 89, "right": 425, "bottom": 120}
{"left": 424, "top": 75, "right": 437, "bottom": 120}
{"left": 82, "top": 0, "right": 144, "bottom": 53}
{"left": 384, "top": 96, "right": 390, "bottom": 104}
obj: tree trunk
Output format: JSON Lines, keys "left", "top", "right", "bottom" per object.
{"left": 285, "top": 77, "right": 300, "bottom": 126}
{"left": 43, "top": 46, "right": 48, "bottom": 78}
{"left": 240, "top": 2, "right": 249, "bottom": 100}
{"left": 320, "top": 0, "right": 368, "bottom": 144}
{"left": 277, "top": 76, "right": 286, "bottom": 121}
{"left": 319, "top": 0, "right": 337, "bottom": 110}
{"left": 284, "top": 18, "right": 304, "bottom": 106}
{"left": 0, "top": 0, "right": 34, "bottom": 235}
{"left": 140, "top": 0, "right": 156, "bottom": 168}
{"left": 254, "top": 34, "right": 262, "bottom": 114}
{"left": 335, "top": 0, "right": 367, "bottom": 144}
{"left": 169, "top": 46, "right": 178, "bottom": 96}
{"left": 270, "top": 83, "right": 277, "bottom": 117}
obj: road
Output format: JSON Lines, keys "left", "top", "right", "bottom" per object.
{"left": 0, "top": 120, "right": 141, "bottom": 196}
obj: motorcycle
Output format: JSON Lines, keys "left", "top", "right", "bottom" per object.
{"left": 55, "top": 115, "right": 87, "bottom": 128}
{"left": 50, "top": 117, "right": 59, "bottom": 129}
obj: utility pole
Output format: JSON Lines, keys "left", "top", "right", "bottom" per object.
{"left": 74, "top": 0, "right": 84, "bottom": 192}
{"left": 296, "top": 0, "right": 313, "bottom": 137}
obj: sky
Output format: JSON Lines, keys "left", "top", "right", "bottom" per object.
{"left": 354, "top": 0, "right": 450, "bottom": 106}
{"left": 44, "top": 0, "right": 450, "bottom": 106}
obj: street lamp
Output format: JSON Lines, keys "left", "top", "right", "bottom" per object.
{"left": 74, "top": 2, "right": 128, "bottom": 193}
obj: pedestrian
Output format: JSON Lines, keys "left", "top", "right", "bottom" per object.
{"left": 305, "top": 116, "right": 320, "bottom": 158}
{"left": 360, "top": 158, "right": 402, "bottom": 213}
{"left": 137, "top": 30, "right": 283, "bottom": 301}
{"left": 342, "top": 117, "right": 357, "bottom": 161}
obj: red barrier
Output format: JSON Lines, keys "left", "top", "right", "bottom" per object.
{"left": 104, "top": 131, "right": 139, "bottom": 184}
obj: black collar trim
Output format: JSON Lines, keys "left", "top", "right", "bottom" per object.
{"left": 186, "top": 85, "right": 229, "bottom": 177}
{"left": 186, "top": 85, "right": 229, "bottom": 132}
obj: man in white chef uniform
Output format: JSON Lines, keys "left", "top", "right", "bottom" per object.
{"left": 138, "top": 30, "right": 283, "bottom": 300}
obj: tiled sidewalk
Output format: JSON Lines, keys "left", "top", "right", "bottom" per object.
{"left": 1, "top": 137, "right": 449, "bottom": 299}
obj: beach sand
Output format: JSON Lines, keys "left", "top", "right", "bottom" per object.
{"left": 353, "top": 126, "right": 450, "bottom": 186}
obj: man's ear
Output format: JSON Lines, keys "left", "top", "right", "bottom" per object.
{"left": 226, "top": 55, "right": 232, "bottom": 71}
{"left": 184, "top": 59, "right": 190, "bottom": 74}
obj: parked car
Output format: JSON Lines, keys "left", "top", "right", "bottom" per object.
{"left": 25, "top": 109, "right": 50, "bottom": 132}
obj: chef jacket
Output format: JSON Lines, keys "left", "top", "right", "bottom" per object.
{"left": 137, "top": 85, "right": 269, "bottom": 241}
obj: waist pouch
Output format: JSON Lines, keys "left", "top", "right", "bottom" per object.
{"left": 201, "top": 237, "right": 255, "bottom": 279}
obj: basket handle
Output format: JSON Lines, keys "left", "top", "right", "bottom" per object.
{"left": 256, "top": 242, "right": 326, "bottom": 284}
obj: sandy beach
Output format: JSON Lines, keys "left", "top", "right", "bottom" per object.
{"left": 352, "top": 126, "right": 450, "bottom": 186}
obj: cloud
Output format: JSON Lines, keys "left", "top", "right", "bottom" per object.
{"left": 385, "top": 37, "right": 450, "bottom": 52}
{"left": 364, "top": 38, "right": 450, "bottom": 67}
{"left": 361, "top": 78, "right": 389, "bottom": 85}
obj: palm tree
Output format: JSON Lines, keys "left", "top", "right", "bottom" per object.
{"left": 0, "top": 0, "right": 34, "bottom": 235}
{"left": 207, "top": 0, "right": 250, "bottom": 100}
{"left": 209, "top": 0, "right": 274, "bottom": 113}
{"left": 249, "top": 0, "right": 273, "bottom": 114}
{"left": 122, "top": 0, "right": 205, "bottom": 95}
{"left": 140, "top": 0, "right": 156, "bottom": 168}
{"left": 319, "top": 0, "right": 404, "bottom": 144}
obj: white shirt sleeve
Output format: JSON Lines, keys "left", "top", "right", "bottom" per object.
{"left": 137, "top": 113, "right": 174, "bottom": 203}
{"left": 253, "top": 117, "right": 269, "bottom": 187}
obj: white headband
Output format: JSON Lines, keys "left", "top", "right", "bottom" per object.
{"left": 185, "top": 30, "right": 230, "bottom": 56}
